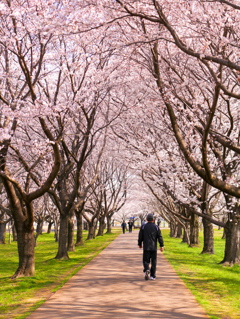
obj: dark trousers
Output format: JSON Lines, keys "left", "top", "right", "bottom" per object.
{"left": 143, "top": 250, "right": 157, "bottom": 278}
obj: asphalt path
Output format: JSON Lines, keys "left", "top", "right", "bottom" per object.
{"left": 27, "top": 231, "right": 209, "bottom": 319}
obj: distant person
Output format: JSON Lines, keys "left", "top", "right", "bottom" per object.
{"left": 121, "top": 221, "right": 127, "bottom": 234}
{"left": 128, "top": 221, "right": 133, "bottom": 233}
{"left": 157, "top": 218, "right": 161, "bottom": 227}
{"left": 138, "top": 213, "right": 164, "bottom": 280}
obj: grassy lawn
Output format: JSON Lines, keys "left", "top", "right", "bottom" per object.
{"left": 162, "top": 228, "right": 240, "bottom": 319}
{"left": 1, "top": 228, "right": 239, "bottom": 319}
{"left": 0, "top": 229, "right": 121, "bottom": 319}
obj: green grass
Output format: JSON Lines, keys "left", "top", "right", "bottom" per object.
{"left": 1, "top": 228, "right": 239, "bottom": 319}
{"left": 162, "top": 228, "right": 240, "bottom": 319}
{"left": 0, "top": 229, "right": 121, "bottom": 319}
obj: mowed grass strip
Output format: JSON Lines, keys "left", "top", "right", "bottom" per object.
{"left": 162, "top": 228, "right": 240, "bottom": 319}
{"left": 0, "top": 229, "right": 121, "bottom": 319}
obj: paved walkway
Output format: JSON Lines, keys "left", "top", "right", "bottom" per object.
{"left": 27, "top": 231, "right": 209, "bottom": 319}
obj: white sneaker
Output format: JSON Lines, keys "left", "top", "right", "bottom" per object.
{"left": 144, "top": 270, "right": 150, "bottom": 280}
{"left": 150, "top": 276, "right": 156, "bottom": 280}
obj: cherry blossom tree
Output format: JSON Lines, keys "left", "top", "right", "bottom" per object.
{"left": 93, "top": 159, "right": 128, "bottom": 236}
{"left": 0, "top": 0, "right": 130, "bottom": 275}
{"left": 110, "top": 0, "right": 240, "bottom": 265}
{"left": 2, "top": 0, "right": 240, "bottom": 280}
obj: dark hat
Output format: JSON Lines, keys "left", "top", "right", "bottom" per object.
{"left": 147, "top": 213, "right": 154, "bottom": 221}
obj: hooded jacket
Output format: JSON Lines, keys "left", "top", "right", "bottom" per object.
{"left": 138, "top": 222, "right": 164, "bottom": 251}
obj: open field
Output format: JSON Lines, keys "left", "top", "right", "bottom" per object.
{"left": 162, "top": 229, "right": 240, "bottom": 319}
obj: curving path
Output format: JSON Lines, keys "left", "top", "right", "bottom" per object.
{"left": 27, "top": 231, "right": 209, "bottom": 319}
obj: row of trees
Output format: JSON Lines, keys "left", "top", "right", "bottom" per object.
{"left": 0, "top": 0, "right": 240, "bottom": 278}
{"left": 0, "top": 0, "right": 132, "bottom": 278}
{"left": 110, "top": 0, "right": 240, "bottom": 265}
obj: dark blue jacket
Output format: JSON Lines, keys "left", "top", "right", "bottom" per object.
{"left": 138, "top": 222, "right": 164, "bottom": 251}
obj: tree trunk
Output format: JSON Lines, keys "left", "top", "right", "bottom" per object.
{"left": 169, "top": 221, "right": 176, "bottom": 237}
{"left": 67, "top": 215, "right": 75, "bottom": 252}
{"left": 54, "top": 221, "right": 59, "bottom": 242}
{"left": 222, "top": 228, "right": 226, "bottom": 239}
{"left": 87, "top": 221, "right": 95, "bottom": 240}
{"left": 55, "top": 214, "right": 69, "bottom": 260}
{"left": 201, "top": 217, "right": 214, "bottom": 254}
{"left": 189, "top": 213, "right": 199, "bottom": 247}
{"left": 220, "top": 214, "right": 240, "bottom": 265}
{"left": 221, "top": 217, "right": 227, "bottom": 239}
{"left": 47, "top": 221, "right": 53, "bottom": 234}
{"left": 200, "top": 184, "right": 214, "bottom": 253}
{"left": 83, "top": 221, "right": 88, "bottom": 230}
{"left": 36, "top": 219, "right": 43, "bottom": 235}
{"left": 182, "top": 226, "right": 190, "bottom": 245}
{"left": 12, "top": 223, "right": 17, "bottom": 241}
{"left": 93, "top": 219, "right": 98, "bottom": 238}
{"left": 0, "top": 222, "right": 6, "bottom": 244}
{"left": 75, "top": 210, "right": 84, "bottom": 245}
{"left": 35, "top": 218, "right": 44, "bottom": 246}
{"left": 12, "top": 221, "right": 35, "bottom": 278}
{"left": 97, "top": 216, "right": 105, "bottom": 236}
{"left": 176, "top": 223, "right": 182, "bottom": 238}
{"left": 106, "top": 215, "right": 112, "bottom": 234}
{"left": 2, "top": 178, "right": 36, "bottom": 278}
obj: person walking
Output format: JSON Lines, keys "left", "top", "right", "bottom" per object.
{"left": 138, "top": 213, "right": 164, "bottom": 280}
{"left": 128, "top": 221, "right": 133, "bottom": 233}
{"left": 121, "top": 221, "right": 127, "bottom": 234}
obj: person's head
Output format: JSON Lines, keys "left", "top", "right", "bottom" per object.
{"left": 146, "top": 213, "right": 154, "bottom": 222}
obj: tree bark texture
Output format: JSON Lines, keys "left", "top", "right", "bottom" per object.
{"left": 87, "top": 221, "right": 96, "bottom": 240}
{"left": 97, "top": 216, "right": 106, "bottom": 236}
{"left": 221, "top": 214, "right": 240, "bottom": 265}
{"left": 176, "top": 223, "right": 183, "bottom": 238}
{"left": 67, "top": 215, "right": 75, "bottom": 252}
{"left": 54, "top": 221, "right": 59, "bottom": 242}
{"left": 75, "top": 210, "right": 84, "bottom": 246}
{"left": 106, "top": 215, "right": 112, "bottom": 234}
{"left": 189, "top": 213, "right": 199, "bottom": 247}
{"left": 36, "top": 219, "right": 43, "bottom": 235}
{"left": 55, "top": 214, "right": 69, "bottom": 260}
{"left": 34, "top": 218, "right": 44, "bottom": 246}
{"left": 47, "top": 222, "right": 54, "bottom": 234}
{"left": 182, "top": 226, "right": 190, "bottom": 245}
{"left": 12, "top": 221, "right": 35, "bottom": 278}
{"left": 0, "top": 222, "right": 6, "bottom": 244}
{"left": 201, "top": 217, "right": 214, "bottom": 254}
{"left": 12, "top": 222, "right": 17, "bottom": 241}
{"left": 169, "top": 221, "right": 177, "bottom": 237}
